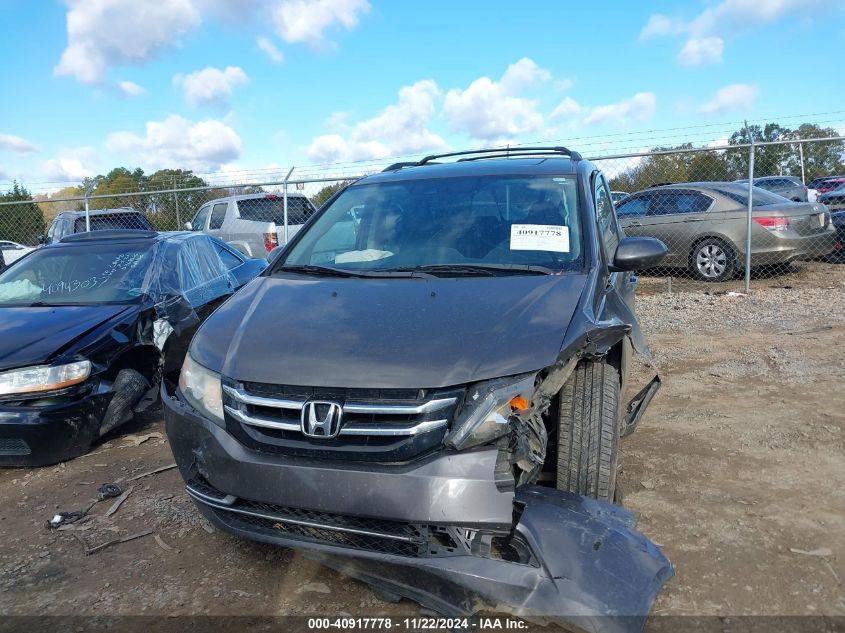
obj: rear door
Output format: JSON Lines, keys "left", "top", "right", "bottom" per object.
{"left": 639, "top": 190, "right": 714, "bottom": 265}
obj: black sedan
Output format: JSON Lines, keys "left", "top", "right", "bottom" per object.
{"left": 0, "top": 230, "right": 266, "bottom": 466}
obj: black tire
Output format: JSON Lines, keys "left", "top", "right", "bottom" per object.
{"left": 100, "top": 369, "right": 149, "bottom": 437}
{"left": 556, "top": 359, "right": 621, "bottom": 502}
{"left": 690, "top": 237, "right": 736, "bottom": 282}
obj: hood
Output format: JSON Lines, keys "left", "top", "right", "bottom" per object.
{"left": 192, "top": 273, "right": 588, "bottom": 389}
{"left": 0, "top": 304, "right": 134, "bottom": 372}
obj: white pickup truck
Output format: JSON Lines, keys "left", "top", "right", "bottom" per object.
{"left": 186, "top": 193, "right": 317, "bottom": 258}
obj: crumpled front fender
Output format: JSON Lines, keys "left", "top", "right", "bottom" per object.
{"left": 305, "top": 485, "right": 674, "bottom": 633}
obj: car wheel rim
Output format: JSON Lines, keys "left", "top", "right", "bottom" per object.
{"left": 696, "top": 244, "right": 727, "bottom": 278}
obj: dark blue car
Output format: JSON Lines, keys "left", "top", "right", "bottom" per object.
{"left": 0, "top": 230, "right": 266, "bottom": 466}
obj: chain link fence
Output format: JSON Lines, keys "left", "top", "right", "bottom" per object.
{"left": 1, "top": 137, "right": 843, "bottom": 290}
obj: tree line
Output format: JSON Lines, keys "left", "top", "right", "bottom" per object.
{"left": 608, "top": 123, "right": 845, "bottom": 193}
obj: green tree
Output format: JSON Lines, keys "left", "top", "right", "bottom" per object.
{"left": 725, "top": 123, "right": 793, "bottom": 178}
{"left": 146, "top": 169, "right": 210, "bottom": 230}
{"left": 785, "top": 124, "right": 845, "bottom": 182}
{"left": 0, "top": 182, "right": 47, "bottom": 246}
{"left": 311, "top": 181, "right": 352, "bottom": 208}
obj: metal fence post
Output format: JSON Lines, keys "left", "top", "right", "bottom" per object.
{"left": 282, "top": 166, "right": 295, "bottom": 244}
{"left": 173, "top": 175, "right": 181, "bottom": 228}
{"left": 83, "top": 181, "right": 95, "bottom": 232}
{"left": 744, "top": 123, "right": 756, "bottom": 293}
{"left": 798, "top": 142, "right": 805, "bottom": 185}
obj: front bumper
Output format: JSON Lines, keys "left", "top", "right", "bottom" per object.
{"left": 164, "top": 384, "right": 514, "bottom": 528}
{"left": 164, "top": 385, "right": 674, "bottom": 631}
{"left": 0, "top": 391, "right": 112, "bottom": 467}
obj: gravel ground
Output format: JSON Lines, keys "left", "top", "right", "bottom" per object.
{"left": 0, "top": 262, "right": 843, "bottom": 630}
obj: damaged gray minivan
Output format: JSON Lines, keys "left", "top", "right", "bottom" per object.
{"left": 163, "top": 147, "right": 673, "bottom": 630}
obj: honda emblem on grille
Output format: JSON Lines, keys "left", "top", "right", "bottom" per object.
{"left": 301, "top": 401, "right": 343, "bottom": 438}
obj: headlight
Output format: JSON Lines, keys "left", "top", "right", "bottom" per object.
{"left": 0, "top": 360, "right": 91, "bottom": 397}
{"left": 178, "top": 355, "right": 224, "bottom": 425}
{"left": 446, "top": 373, "right": 537, "bottom": 451}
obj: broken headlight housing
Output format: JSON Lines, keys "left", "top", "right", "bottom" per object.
{"left": 446, "top": 373, "right": 537, "bottom": 451}
{"left": 179, "top": 354, "right": 224, "bottom": 425}
{"left": 0, "top": 360, "right": 91, "bottom": 397}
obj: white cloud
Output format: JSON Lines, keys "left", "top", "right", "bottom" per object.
{"left": 639, "top": 13, "right": 686, "bottom": 39}
{"left": 105, "top": 115, "right": 243, "bottom": 171}
{"left": 706, "top": 136, "right": 731, "bottom": 149}
{"left": 677, "top": 37, "right": 724, "bottom": 65}
{"left": 699, "top": 83, "right": 758, "bottom": 115}
{"left": 583, "top": 92, "right": 657, "bottom": 128}
{"left": 549, "top": 97, "right": 583, "bottom": 121}
{"left": 305, "top": 79, "right": 446, "bottom": 163}
{"left": 442, "top": 58, "right": 551, "bottom": 141}
{"left": 641, "top": 1, "right": 831, "bottom": 63}
{"left": 272, "top": 0, "right": 370, "bottom": 46}
{"left": 257, "top": 36, "right": 284, "bottom": 63}
{"left": 118, "top": 80, "right": 146, "bottom": 97}
{"left": 41, "top": 146, "right": 99, "bottom": 182}
{"left": 0, "top": 134, "right": 39, "bottom": 154}
{"left": 55, "top": 0, "right": 202, "bottom": 84}
{"left": 174, "top": 66, "right": 249, "bottom": 107}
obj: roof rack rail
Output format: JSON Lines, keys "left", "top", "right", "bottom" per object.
{"left": 381, "top": 146, "right": 582, "bottom": 172}
{"left": 419, "top": 146, "right": 582, "bottom": 165}
{"left": 382, "top": 161, "right": 426, "bottom": 172}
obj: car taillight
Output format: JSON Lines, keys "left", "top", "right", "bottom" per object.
{"left": 264, "top": 232, "right": 279, "bottom": 251}
{"left": 753, "top": 216, "right": 789, "bottom": 231}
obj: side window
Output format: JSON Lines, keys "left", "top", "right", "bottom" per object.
{"left": 647, "top": 193, "right": 680, "bottom": 216}
{"left": 616, "top": 195, "right": 649, "bottom": 218}
{"left": 46, "top": 222, "right": 57, "bottom": 243}
{"left": 209, "top": 203, "right": 228, "bottom": 230}
{"left": 593, "top": 174, "right": 619, "bottom": 260}
{"left": 673, "top": 191, "right": 711, "bottom": 213}
{"left": 178, "top": 237, "right": 232, "bottom": 306}
{"left": 215, "top": 243, "right": 244, "bottom": 270}
{"left": 191, "top": 205, "right": 211, "bottom": 231}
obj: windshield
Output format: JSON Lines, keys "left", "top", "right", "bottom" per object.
{"left": 712, "top": 185, "right": 790, "bottom": 207}
{"left": 0, "top": 242, "right": 155, "bottom": 306}
{"left": 237, "top": 196, "right": 316, "bottom": 225}
{"left": 279, "top": 175, "right": 582, "bottom": 274}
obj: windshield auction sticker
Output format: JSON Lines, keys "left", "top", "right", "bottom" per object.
{"left": 510, "top": 224, "right": 570, "bottom": 252}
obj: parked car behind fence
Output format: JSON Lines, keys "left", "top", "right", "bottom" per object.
{"left": 616, "top": 182, "right": 836, "bottom": 281}
{"left": 736, "top": 176, "right": 808, "bottom": 202}
{"left": 0, "top": 241, "right": 34, "bottom": 265}
{"left": 42, "top": 208, "right": 154, "bottom": 245}
{"left": 187, "top": 193, "right": 317, "bottom": 258}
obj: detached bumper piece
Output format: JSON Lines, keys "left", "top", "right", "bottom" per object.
{"left": 188, "top": 477, "right": 673, "bottom": 633}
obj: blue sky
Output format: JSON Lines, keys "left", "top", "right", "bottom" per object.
{"left": 0, "top": 0, "right": 843, "bottom": 192}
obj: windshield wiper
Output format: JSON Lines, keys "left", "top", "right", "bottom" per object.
{"left": 390, "top": 263, "right": 556, "bottom": 277}
{"left": 276, "top": 264, "right": 426, "bottom": 278}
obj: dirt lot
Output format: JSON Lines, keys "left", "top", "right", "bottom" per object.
{"left": 1, "top": 263, "right": 844, "bottom": 629}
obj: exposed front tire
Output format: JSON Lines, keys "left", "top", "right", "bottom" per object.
{"left": 555, "top": 359, "right": 621, "bottom": 502}
{"left": 100, "top": 369, "right": 149, "bottom": 437}
{"left": 690, "top": 237, "right": 736, "bottom": 282}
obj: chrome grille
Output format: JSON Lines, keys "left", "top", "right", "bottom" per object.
{"left": 223, "top": 384, "right": 458, "bottom": 438}
{"left": 221, "top": 380, "right": 464, "bottom": 461}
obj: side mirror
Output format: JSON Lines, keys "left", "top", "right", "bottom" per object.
{"left": 38, "top": 235, "right": 48, "bottom": 245}
{"left": 183, "top": 222, "right": 193, "bottom": 231}
{"left": 267, "top": 245, "right": 284, "bottom": 262}
{"left": 611, "top": 236, "right": 667, "bottom": 272}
